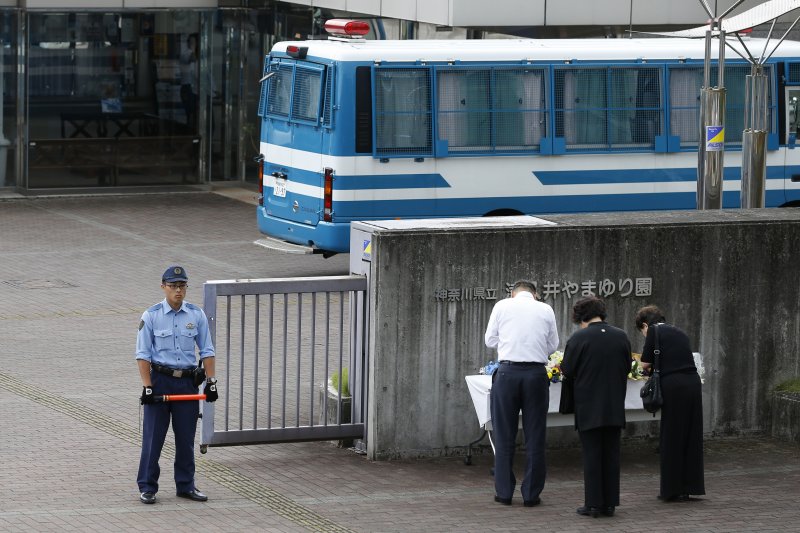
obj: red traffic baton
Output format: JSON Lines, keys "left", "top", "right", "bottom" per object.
{"left": 154, "top": 393, "right": 206, "bottom": 402}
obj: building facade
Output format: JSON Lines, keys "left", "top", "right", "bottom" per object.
{"left": 0, "top": 0, "right": 789, "bottom": 193}
{"left": 0, "top": 1, "right": 341, "bottom": 193}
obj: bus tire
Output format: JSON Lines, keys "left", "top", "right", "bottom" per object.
{"left": 483, "top": 209, "right": 523, "bottom": 217}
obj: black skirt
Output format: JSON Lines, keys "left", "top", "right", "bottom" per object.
{"left": 659, "top": 371, "right": 705, "bottom": 498}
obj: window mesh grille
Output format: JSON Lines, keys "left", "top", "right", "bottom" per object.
{"left": 374, "top": 68, "right": 432, "bottom": 156}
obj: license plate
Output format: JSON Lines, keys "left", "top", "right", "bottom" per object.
{"left": 273, "top": 178, "right": 287, "bottom": 198}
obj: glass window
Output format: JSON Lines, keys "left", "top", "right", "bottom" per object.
{"left": 435, "top": 67, "right": 547, "bottom": 154}
{"left": 610, "top": 67, "right": 662, "bottom": 148}
{"left": 27, "top": 11, "right": 203, "bottom": 189}
{"left": 374, "top": 67, "right": 432, "bottom": 156}
{"left": 263, "top": 60, "right": 325, "bottom": 125}
{"left": 266, "top": 62, "right": 293, "bottom": 118}
{"left": 555, "top": 67, "right": 608, "bottom": 149}
{"left": 493, "top": 68, "right": 547, "bottom": 151}
{"left": 669, "top": 64, "right": 774, "bottom": 148}
{"left": 437, "top": 69, "right": 491, "bottom": 151}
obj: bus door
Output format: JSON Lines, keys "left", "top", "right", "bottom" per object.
{"left": 264, "top": 60, "right": 327, "bottom": 227}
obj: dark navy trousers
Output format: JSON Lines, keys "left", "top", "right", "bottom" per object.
{"left": 490, "top": 363, "right": 549, "bottom": 502}
{"left": 137, "top": 371, "right": 200, "bottom": 494}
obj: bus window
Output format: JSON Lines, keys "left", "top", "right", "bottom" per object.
{"left": 264, "top": 61, "right": 326, "bottom": 124}
{"left": 436, "top": 67, "right": 547, "bottom": 153}
{"left": 355, "top": 66, "right": 372, "bottom": 153}
{"left": 787, "top": 89, "right": 800, "bottom": 145}
{"left": 493, "top": 68, "right": 547, "bottom": 151}
{"left": 437, "top": 69, "right": 491, "bottom": 151}
{"left": 374, "top": 67, "right": 432, "bottom": 156}
{"left": 267, "top": 64, "right": 293, "bottom": 117}
{"left": 671, "top": 67, "right": 705, "bottom": 147}
{"left": 627, "top": 67, "right": 662, "bottom": 146}
{"left": 555, "top": 67, "right": 608, "bottom": 149}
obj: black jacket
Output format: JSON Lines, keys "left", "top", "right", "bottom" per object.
{"left": 560, "top": 322, "right": 632, "bottom": 431}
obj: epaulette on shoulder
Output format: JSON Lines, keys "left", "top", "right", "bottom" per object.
{"left": 184, "top": 302, "right": 201, "bottom": 311}
{"left": 146, "top": 303, "right": 162, "bottom": 313}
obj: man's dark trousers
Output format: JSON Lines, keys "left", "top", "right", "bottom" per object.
{"left": 137, "top": 371, "right": 199, "bottom": 494}
{"left": 490, "top": 363, "right": 549, "bottom": 502}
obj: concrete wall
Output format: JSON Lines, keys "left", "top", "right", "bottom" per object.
{"left": 357, "top": 209, "right": 800, "bottom": 459}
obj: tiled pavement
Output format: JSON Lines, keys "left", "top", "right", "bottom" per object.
{"left": 1, "top": 191, "right": 798, "bottom": 532}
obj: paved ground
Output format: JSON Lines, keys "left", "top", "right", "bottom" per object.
{"left": 1, "top": 191, "right": 798, "bottom": 532}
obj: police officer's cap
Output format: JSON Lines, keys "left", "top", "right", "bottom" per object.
{"left": 162, "top": 265, "right": 188, "bottom": 282}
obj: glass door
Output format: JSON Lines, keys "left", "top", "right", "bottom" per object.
{"left": 0, "top": 10, "right": 17, "bottom": 189}
{"left": 26, "top": 11, "right": 204, "bottom": 189}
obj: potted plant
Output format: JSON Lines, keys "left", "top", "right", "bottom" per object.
{"left": 319, "top": 367, "right": 352, "bottom": 424}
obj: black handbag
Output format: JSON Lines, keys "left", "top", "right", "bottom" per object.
{"left": 559, "top": 377, "right": 575, "bottom": 414}
{"left": 640, "top": 324, "right": 664, "bottom": 415}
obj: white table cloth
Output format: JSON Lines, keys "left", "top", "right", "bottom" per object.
{"left": 465, "top": 374, "right": 658, "bottom": 429}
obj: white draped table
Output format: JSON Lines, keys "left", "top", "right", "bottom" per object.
{"left": 465, "top": 374, "right": 657, "bottom": 428}
{"left": 463, "top": 374, "right": 659, "bottom": 462}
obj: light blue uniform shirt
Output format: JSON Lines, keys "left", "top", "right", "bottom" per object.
{"left": 136, "top": 299, "right": 215, "bottom": 369}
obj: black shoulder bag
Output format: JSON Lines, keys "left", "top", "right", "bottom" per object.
{"left": 640, "top": 324, "right": 664, "bottom": 415}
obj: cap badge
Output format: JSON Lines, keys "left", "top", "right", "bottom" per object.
{"left": 174, "top": 267, "right": 182, "bottom": 275}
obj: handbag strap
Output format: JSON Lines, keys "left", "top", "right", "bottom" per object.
{"left": 652, "top": 324, "right": 661, "bottom": 373}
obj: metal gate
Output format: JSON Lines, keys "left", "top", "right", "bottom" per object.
{"left": 199, "top": 275, "right": 368, "bottom": 451}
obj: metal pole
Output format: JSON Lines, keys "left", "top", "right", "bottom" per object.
{"left": 741, "top": 64, "right": 768, "bottom": 208}
{"left": 698, "top": 26, "right": 726, "bottom": 210}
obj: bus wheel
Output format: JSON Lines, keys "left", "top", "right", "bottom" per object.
{"left": 483, "top": 209, "right": 524, "bottom": 217}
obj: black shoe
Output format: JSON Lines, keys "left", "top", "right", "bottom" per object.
{"left": 177, "top": 488, "right": 208, "bottom": 502}
{"left": 140, "top": 492, "right": 156, "bottom": 504}
{"left": 494, "top": 495, "right": 512, "bottom": 505}
{"left": 523, "top": 497, "right": 541, "bottom": 507}
{"left": 602, "top": 506, "right": 615, "bottom": 516}
{"left": 677, "top": 494, "right": 690, "bottom": 502}
{"left": 576, "top": 506, "right": 599, "bottom": 518}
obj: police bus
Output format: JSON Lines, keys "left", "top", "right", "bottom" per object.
{"left": 255, "top": 19, "right": 800, "bottom": 254}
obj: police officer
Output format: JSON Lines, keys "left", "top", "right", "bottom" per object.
{"left": 136, "top": 265, "right": 218, "bottom": 504}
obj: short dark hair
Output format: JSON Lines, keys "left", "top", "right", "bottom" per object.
{"left": 634, "top": 305, "right": 666, "bottom": 330}
{"left": 512, "top": 280, "right": 537, "bottom": 295}
{"left": 571, "top": 296, "right": 607, "bottom": 324}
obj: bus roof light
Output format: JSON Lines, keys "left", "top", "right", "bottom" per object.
{"left": 286, "top": 45, "right": 308, "bottom": 59}
{"left": 324, "top": 19, "right": 370, "bottom": 38}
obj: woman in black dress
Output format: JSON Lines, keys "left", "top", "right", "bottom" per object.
{"left": 635, "top": 305, "right": 705, "bottom": 502}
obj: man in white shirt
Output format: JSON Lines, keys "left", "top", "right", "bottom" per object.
{"left": 484, "top": 280, "right": 559, "bottom": 507}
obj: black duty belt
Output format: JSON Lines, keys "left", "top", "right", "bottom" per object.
{"left": 499, "top": 360, "right": 545, "bottom": 367}
{"left": 151, "top": 363, "right": 196, "bottom": 379}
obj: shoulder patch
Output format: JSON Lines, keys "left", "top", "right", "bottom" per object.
{"left": 138, "top": 319, "right": 144, "bottom": 331}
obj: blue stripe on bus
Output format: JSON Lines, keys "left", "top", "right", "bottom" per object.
{"left": 335, "top": 174, "right": 450, "bottom": 190}
{"left": 533, "top": 166, "right": 786, "bottom": 184}
{"left": 330, "top": 188, "right": 789, "bottom": 219}
{"left": 265, "top": 165, "right": 449, "bottom": 189}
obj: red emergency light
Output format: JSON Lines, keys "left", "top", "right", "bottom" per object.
{"left": 324, "top": 19, "right": 370, "bottom": 38}
{"left": 286, "top": 45, "right": 308, "bottom": 59}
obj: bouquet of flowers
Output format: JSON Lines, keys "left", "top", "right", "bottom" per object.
{"left": 628, "top": 353, "right": 646, "bottom": 380}
{"left": 549, "top": 351, "right": 647, "bottom": 382}
{"left": 546, "top": 351, "right": 563, "bottom": 383}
